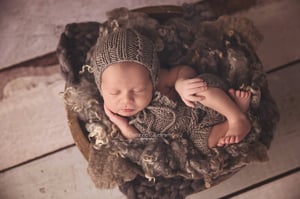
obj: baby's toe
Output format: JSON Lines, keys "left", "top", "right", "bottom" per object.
{"left": 235, "top": 135, "right": 242, "bottom": 143}
{"left": 236, "top": 90, "right": 241, "bottom": 97}
{"left": 246, "top": 91, "right": 251, "bottom": 98}
{"left": 224, "top": 136, "right": 239, "bottom": 144}
{"left": 228, "top": 89, "right": 235, "bottom": 96}
{"left": 217, "top": 138, "right": 225, "bottom": 147}
{"left": 223, "top": 136, "right": 231, "bottom": 144}
{"left": 241, "top": 91, "right": 246, "bottom": 98}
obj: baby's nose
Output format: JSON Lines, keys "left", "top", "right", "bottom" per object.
{"left": 122, "top": 92, "right": 134, "bottom": 103}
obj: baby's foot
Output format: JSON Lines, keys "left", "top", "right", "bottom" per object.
{"left": 217, "top": 117, "right": 251, "bottom": 146}
{"left": 228, "top": 89, "right": 251, "bottom": 112}
{"left": 217, "top": 89, "right": 251, "bottom": 146}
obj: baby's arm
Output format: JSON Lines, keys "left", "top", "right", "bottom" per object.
{"left": 159, "top": 65, "right": 207, "bottom": 107}
{"left": 104, "top": 105, "right": 139, "bottom": 139}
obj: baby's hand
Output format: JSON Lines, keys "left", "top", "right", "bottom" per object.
{"left": 104, "top": 105, "right": 128, "bottom": 127}
{"left": 104, "top": 105, "right": 139, "bottom": 139}
{"left": 175, "top": 77, "right": 207, "bottom": 107}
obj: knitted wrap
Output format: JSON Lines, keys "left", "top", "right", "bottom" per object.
{"left": 91, "top": 28, "right": 160, "bottom": 91}
{"left": 129, "top": 92, "right": 225, "bottom": 154}
{"left": 128, "top": 73, "right": 227, "bottom": 154}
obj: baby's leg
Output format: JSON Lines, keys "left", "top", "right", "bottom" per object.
{"left": 197, "top": 87, "right": 251, "bottom": 146}
{"left": 208, "top": 122, "right": 228, "bottom": 148}
{"left": 216, "top": 89, "right": 251, "bottom": 146}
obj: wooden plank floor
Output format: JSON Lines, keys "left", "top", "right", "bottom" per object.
{"left": 0, "top": 147, "right": 124, "bottom": 199}
{"left": 1, "top": 61, "right": 299, "bottom": 199}
{"left": 232, "top": 171, "right": 300, "bottom": 199}
{"left": 0, "top": 72, "right": 73, "bottom": 171}
{"left": 1, "top": 0, "right": 300, "bottom": 198}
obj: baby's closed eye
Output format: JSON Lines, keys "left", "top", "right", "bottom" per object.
{"left": 133, "top": 88, "right": 146, "bottom": 93}
{"left": 109, "top": 90, "right": 120, "bottom": 95}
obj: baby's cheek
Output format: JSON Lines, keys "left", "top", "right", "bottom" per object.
{"left": 141, "top": 96, "right": 152, "bottom": 108}
{"left": 103, "top": 98, "right": 116, "bottom": 110}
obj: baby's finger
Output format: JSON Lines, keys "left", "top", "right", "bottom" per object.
{"left": 186, "top": 95, "right": 205, "bottom": 102}
{"left": 186, "top": 80, "right": 207, "bottom": 88}
{"left": 186, "top": 77, "right": 205, "bottom": 83}
{"left": 196, "top": 85, "right": 208, "bottom": 92}
{"left": 185, "top": 87, "right": 207, "bottom": 95}
{"left": 183, "top": 99, "right": 195, "bottom": 108}
{"left": 104, "top": 105, "right": 115, "bottom": 118}
{"left": 195, "top": 95, "right": 206, "bottom": 101}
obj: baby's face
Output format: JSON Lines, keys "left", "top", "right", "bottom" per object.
{"left": 101, "top": 62, "right": 153, "bottom": 117}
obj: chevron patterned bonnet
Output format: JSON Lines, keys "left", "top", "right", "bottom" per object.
{"left": 91, "top": 28, "right": 160, "bottom": 92}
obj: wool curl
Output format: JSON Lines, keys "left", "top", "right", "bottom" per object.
{"left": 58, "top": 3, "right": 279, "bottom": 199}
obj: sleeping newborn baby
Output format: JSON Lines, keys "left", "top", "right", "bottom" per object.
{"left": 91, "top": 28, "right": 251, "bottom": 154}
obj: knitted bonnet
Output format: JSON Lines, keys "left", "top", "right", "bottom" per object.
{"left": 91, "top": 28, "right": 160, "bottom": 92}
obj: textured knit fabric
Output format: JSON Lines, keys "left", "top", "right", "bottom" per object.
{"left": 91, "top": 28, "right": 160, "bottom": 91}
{"left": 129, "top": 73, "right": 227, "bottom": 154}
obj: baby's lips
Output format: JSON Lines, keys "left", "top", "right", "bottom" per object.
{"left": 122, "top": 108, "right": 135, "bottom": 113}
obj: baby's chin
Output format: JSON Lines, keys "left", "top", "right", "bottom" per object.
{"left": 118, "top": 109, "right": 140, "bottom": 117}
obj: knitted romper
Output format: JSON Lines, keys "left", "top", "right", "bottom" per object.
{"left": 129, "top": 73, "right": 228, "bottom": 154}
